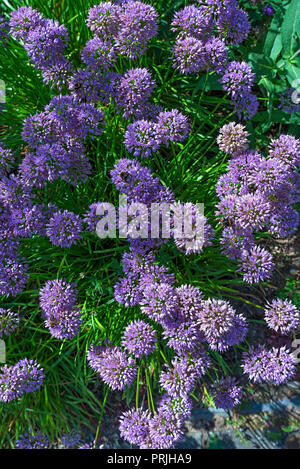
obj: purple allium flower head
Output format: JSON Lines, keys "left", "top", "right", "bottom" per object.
{"left": 87, "top": 2, "right": 121, "bottom": 38}
{"left": 220, "top": 226, "right": 255, "bottom": 261}
{"left": 264, "top": 299, "right": 300, "bottom": 335}
{"left": 247, "top": 157, "right": 290, "bottom": 197}
{"left": 172, "top": 35, "right": 205, "bottom": 74}
{"left": 9, "top": 6, "right": 46, "bottom": 42}
{"left": 268, "top": 204, "right": 299, "bottom": 238}
{"left": 242, "top": 345, "right": 296, "bottom": 385}
{"left": 0, "top": 142, "right": 14, "bottom": 177}
{"left": 231, "top": 91, "right": 259, "bottom": 120}
{"left": 197, "top": 298, "right": 236, "bottom": 344}
{"left": 217, "top": 122, "right": 249, "bottom": 155}
{"left": 268, "top": 134, "right": 300, "bottom": 169}
{"left": 88, "top": 345, "right": 138, "bottom": 391}
{"left": 124, "top": 120, "right": 159, "bottom": 158}
{"left": 141, "top": 283, "right": 179, "bottom": 324}
{"left": 211, "top": 376, "right": 243, "bottom": 410}
{"left": 203, "top": 37, "right": 228, "bottom": 74}
{"left": 172, "top": 202, "right": 213, "bottom": 255}
{"left": 0, "top": 358, "right": 44, "bottom": 402}
{"left": 154, "top": 110, "right": 190, "bottom": 146}
{"left": 121, "top": 320, "right": 157, "bottom": 358}
{"left": 45, "top": 308, "right": 82, "bottom": 340}
{"left": 114, "top": 273, "right": 143, "bottom": 307}
{"left": 0, "top": 308, "right": 19, "bottom": 338}
{"left": 163, "top": 319, "right": 205, "bottom": 354}
{"left": 171, "top": 5, "right": 213, "bottom": 40}
{"left": 0, "top": 257, "right": 29, "bottom": 297}
{"left": 39, "top": 279, "right": 77, "bottom": 317}
{"left": 69, "top": 68, "right": 118, "bottom": 105}
{"left": 60, "top": 430, "right": 81, "bottom": 448}
{"left": 41, "top": 57, "right": 74, "bottom": 91}
{"left": 119, "top": 408, "right": 151, "bottom": 446}
{"left": 0, "top": 174, "right": 32, "bottom": 209}
{"left": 16, "top": 430, "right": 49, "bottom": 449}
{"left": 116, "top": 1, "right": 158, "bottom": 59}
{"left": 24, "top": 19, "right": 68, "bottom": 68}
{"left": 10, "top": 204, "right": 47, "bottom": 238}
{"left": 148, "top": 408, "right": 184, "bottom": 449}
{"left": 217, "top": 7, "right": 250, "bottom": 45}
{"left": 176, "top": 284, "right": 204, "bottom": 321}
{"left": 279, "top": 87, "right": 300, "bottom": 114}
{"left": 110, "top": 158, "right": 174, "bottom": 205}
{"left": 0, "top": 16, "right": 9, "bottom": 45}
{"left": 240, "top": 245, "right": 274, "bottom": 284}
{"left": 234, "top": 193, "right": 271, "bottom": 231}
{"left": 158, "top": 394, "right": 193, "bottom": 422}
{"left": 160, "top": 347, "right": 210, "bottom": 397}
{"left": 81, "top": 37, "right": 117, "bottom": 71}
{"left": 46, "top": 210, "right": 83, "bottom": 248}
{"left": 121, "top": 250, "right": 155, "bottom": 275}
{"left": 221, "top": 61, "right": 255, "bottom": 96}
{"left": 116, "top": 68, "right": 155, "bottom": 120}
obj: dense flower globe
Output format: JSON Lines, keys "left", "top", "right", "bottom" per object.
{"left": 221, "top": 61, "right": 255, "bottom": 96}
{"left": 0, "top": 358, "right": 44, "bottom": 402}
{"left": 46, "top": 210, "right": 83, "bottom": 248}
{"left": 81, "top": 37, "right": 117, "bottom": 71}
{"left": 121, "top": 320, "right": 157, "bottom": 358}
{"left": 211, "top": 376, "right": 243, "bottom": 410}
{"left": 160, "top": 348, "right": 210, "bottom": 397}
{"left": 196, "top": 298, "right": 236, "bottom": 344}
{"left": 240, "top": 246, "right": 274, "bottom": 284}
{"left": 39, "top": 279, "right": 77, "bottom": 316}
{"left": 231, "top": 90, "right": 259, "bottom": 120}
{"left": 220, "top": 226, "right": 255, "bottom": 261}
{"left": 119, "top": 408, "right": 151, "bottom": 446}
{"left": 154, "top": 110, "right": 190, "bottom": 146}
{"left": 16, "top": 430, "right": 50, "bottom": 449}
{"left": 175, "top": 284, "right": 204, "bottom": 321}
{"left": 171, "top": 5, "right": 213, "bottom": 40}
{"left": 86, "top": 2, "right": 120, "bottom": 38}
{"left": 116, "top": 68, "right": 155, "bottom": 119}
{"left": 172, "top": 35, "right": 205, "bottom": 74}
{"left": 158, "top": 394, "right": 193, "bottom": 422}
{"left": 268, "top": 134, "right": 300, "bottom": 168}
{"left": 0, "top": 308, "right": 19, "bottom": 338}
{"left": 88, "top": 345, "right": 138, "bottom": 391}
{"left": 0, "top": 257, "right": 29, "bottom": 297}
{"left": 217, "top": 122, "right": 249, "bottom": 155}
{"left": 148, "top": 408, "right": 184, "bottom": 449}
{"left": 141, "top": 283, "right": 179, "bottom": 324}
{"left": 242, "top": 345, "right": 296, "bottom": 385}
{"left": 10, "top": 6, "right": 46, "bottom": 41}
{"left": 45, "top": 308, "right": 83, "bottom": 340}
{"left": 217, "top": 7, "right": 250, "bottom": 45}
{"left": 114, "top": 273, "right": 144, "bottom": 307}
{"left": 124, "top": 120, "right": 159, "bottom": 158}
{"left": 264, "top": 298, "right": 300, "bottom": 335}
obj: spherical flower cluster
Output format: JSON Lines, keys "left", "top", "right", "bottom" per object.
{"left": 124, "top": 109, "right": 190, "bottom": 157}
{"left": 0, "top": 308, "right": 19, "bottom": 338}
{"left": 39, "top": 279, "right": 82, "bottom": 339}
{"left": 264, "top": 299, "right": 300, "bottom": 335}
{"left": 10, "top": 7, "right": 72, "bottom": 90}
{"left": 119, "top": 408, "right": 151, "bottom": 446}
{"left": 0, "top": 257, "right": 29, "bottom": 297}
{"left": 46, "top": 210, "right": 83, "bottom": 248}
{"left": 242, "top": 345, "right": 296, "bottom": 385}
{"left": 172, "top": 35, "right": 205, "bottom": 74}
{"left": 216, "top": 132, "right": 299, "bottom": 282}
{"left": 171, "top": 5, "right": 213, "bottom": 40}
{"left": 87, "top": 1, "right": 158, "bottom": 59}
{"left": 217, "top": 122, "right": 249, "bottom": 155}
{"left": 121, "top": 320, "right": 157, "bottom": 358}
{"left": 141, "top": 283, "right": 179, "bottom": 325}
{"left": 16, "top": 430, "right": 50, "bottom": 449}
{"left": 87, "top": 344, "right": 138, "bottom": 391}
{"left": 211, "top": 376, "right": 243, "bottom": 410}
{"left": 221, "top": 61, "right": 255, "bottom": 96}
{"left": 0, "top": 358, "right": 44, "bottom": 402}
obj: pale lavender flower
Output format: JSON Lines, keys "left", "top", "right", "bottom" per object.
{"left": 217, "top": 122, "right": 249, "bottom": 155}
{"left": 240, "top": 246, "right": 274, "bottom": 283}
{"left": 176, "top": 284, "right": 204, "bottom": 321}
{"left": 10, "top": 6, "right": 46, "bottom": 42}
{"left": 217, "top": 7, "right": 250, "bottom": 45}
{"left": 231, "top": 90, "right": 259, "bottom": 120}
{"left": 81, "top": 37, "right": 117, "bottom": 70}
{"left": 0, "top": 257, "right": 29, "bottom": 297}
{"left": 0, "top": 358, "right": 44, "bottom": 402}
{"left": 0, "top": 308, "right": 19, "bottom": 338}
{"left": 141, "top": 283, "right": 179, "bottom": 324}
{"left": 172, "top": 35, "right": 205, "bottom": 74}
{"left": 268, "top": 134, "right": 300, "bottom": 169}
{"left": 154, "top": 110, "right": 190, "bottom": 146}
{"left": 87, "top": 2, "right": 121, "bottom": 38}
{"left": 264, "top": 298, "right": 300, "bottom": 335}
{"left": 203, "top": 37, "right": 228, "bottom": 74}
{"left": 121, "top": 319, "right": 157, "bottom": 358}
{"left": 124, "top": 120, "right": 159, "bottom": 157}
{"left": 45, "top": 308, "right": 82, "bottom": 340}
{"left": 221, "top": 61, "right": 255, "bottom": 96}
{"left": 39, "top": 279, "right": 77, "bottom": 317}
{"left": 171, "top": 5, "right": 213, "bottom": 40}
{"left": 16, "top": 430, "right": 49, "bottom": 449}
{"left": 119, "top": 408, "right": 151, "bottom": 446}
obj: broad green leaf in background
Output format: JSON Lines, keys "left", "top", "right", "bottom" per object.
{"left": 281, "top": 0, "right": 300, "bottom": 58}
